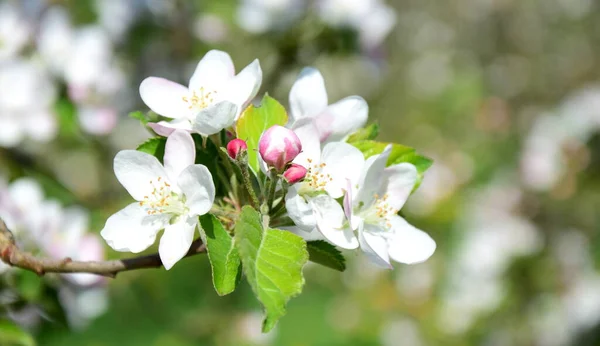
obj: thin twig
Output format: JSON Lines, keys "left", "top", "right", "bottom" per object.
{"left": 0, "top": 218, "right": 206, "bottom": 278}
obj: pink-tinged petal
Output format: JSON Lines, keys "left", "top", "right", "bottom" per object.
{"left": 358, "top": 221, "right": 392, "bottom": 269}
{"left": 159, "top": 216, "right": 197, "bottom": 270}
{"left": 191, "top": 101, "right": 237, "bottom": 136}
{"left": 223, "top": 59, "right": 262, "bottom": 118}
{"left": 178, "top": 165, "right": 215, "bottom": 216}
{"left": 285, "top": 186, "right": 316, "bottom": 231}
{"left": 321, "top": 142, "right": 364, "bottom": 198}
{"left": 25, "top": 110, "right": 57, "bottom": 142}
{"left": 291, "top": 118, "right": 321, "bottom": 168}
{"left": 316, "top": 96, "right": 368, "bottom": 142}
{"left": 64, "top": 234, "right": 105, "bottom": 286}
{"left": 188, "top": 50, "right": 235, "bottom": 91}
{"left": 289, "top": 67, "right": 328, "bottom": 124}
{"left": 387, "top": 216, "right": 436, "bottom": 264}
{"left": 259, "top": 125, "right": 303, "bottom": 171}
{"left": 383, "top": 163, "right": 418, "bottom": 211}
{"left": 148, "top": 119, "right": 192, "bottom": 137}
{"left": 100, "top": 203, "right": 170, "bottom": 253}
{"left": 355, "top": 145, "right": 391, "bottom": 208}
{"left": 164, "top": 130, "right": 196, "bottom": 183}
{"left": 114, "top": 150, "right": 169, "bottom": 201}
{"left": 311, "top": 195, "right": 358, "bottom": 249}
{"left": 78, "top": 107, "right": 118, "bottom": 135}
{"left": 139, "top": 77, "right": 190, "bottom": 119}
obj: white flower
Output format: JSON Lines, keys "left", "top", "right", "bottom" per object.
{"left": 288, "top": 67, "right": 368, "bottom": 143}
{"left": 319, "top": 146, "right": 436, "bottom": 267}
{"left": 101, "top": 130, "right": 215, "bottom": 270}
{"left": 285, "top": 121, "right": 364, "bottom": 248}
{"left": 37, "top": 205, "right": 105, "bottom": 286}
{"left": 141, "top": 50, "right": 262, "bottom": 136}
{"left": 0, "top": 59, "right": 57, "bottom": 147}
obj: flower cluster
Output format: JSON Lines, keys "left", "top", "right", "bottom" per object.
{"left": 102, "top": 49, "right": 435, "bottom": 270}
{"left": 0, "top": 2, "right": 134, "bottom": 147}
{"left": 0, "top": 177, "right": 107, "bottom": 329}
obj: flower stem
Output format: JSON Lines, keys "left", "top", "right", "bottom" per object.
{"left": 266, "top": 170, "right": 279, "bottom": 213}
{"left": 239, "top": 160, "right": 260, "bottom": 210}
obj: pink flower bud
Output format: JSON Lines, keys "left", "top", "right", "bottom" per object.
{"left": 283, "top": 164, "right": 307, "bottom": 184}
{"left": 227, "top": 139, "right": 248, "bottom": 159}
{"left": 258, "top": 125, "right": 302, "bottom": 171}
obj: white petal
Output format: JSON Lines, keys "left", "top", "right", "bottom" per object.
{"left": 100, "top": 203, "right": 169, "bottom": 253}
{"left": 285, "top": 185, "right": 316, "bottom": 231}
{"left": 359, "top": 221, "right": 392, "bottom": 268}
{"left": 383, "top": 163, "right": 418, "bottom": 210}
{"left": 321, "top": 142, "right": 364, "bottom": 198}
{"left": 289, "top": 67, "right": 328, "bottom": 124}
{"left": 356, "top": 145, "right": 391, "bottom": 208}
{"left": 164, "top": 130, "right": 196, "bottom": 183}
{"left": 224, "top": 59, "right": 262, "bottom": 117}
{"left": 0, "top": 115, "right": 24, "bottom": 147}
{"left": 114, "top": 150, "right": 169, "bottom": 201}
{"left": 178, "top": 164, "right": 215, "bottom": 216}
{"left": 8, "top": 178, "right": 44, "bottom": 211}
{"left": 316, "top": 96, "right": 368, "bottom": 142}
{"left": 159, "top": 216, "right": 197, "bottom": 270}
{"left": 291, "top": 118, "right": 321, "bottom": 168}
{"left": 139, "top": 77, "right": 190, "bottom": 119}
{"left": 148, "top": 119, "right": 192, "bottom": 137}
{"left": 311, "top": 195, "right": 358, "bottom": 249}
{"left": 191, "top": 101, "right": 237, "bottom": 136}
{"left": 387, "top": 216, "right": 436, "bottom": 264}
{"left": 188, "top": 50, "right": 235, "bottom": 91}
{"left": 278, "top": 226, "right": 324, "bottom": 241}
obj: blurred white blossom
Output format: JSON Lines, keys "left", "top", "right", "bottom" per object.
{"left": 0, "top": 59, "right": 57, "bottom": 147}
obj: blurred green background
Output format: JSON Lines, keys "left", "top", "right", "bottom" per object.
{"left": 1, "top": 0, "right": 600, "bottom": 345}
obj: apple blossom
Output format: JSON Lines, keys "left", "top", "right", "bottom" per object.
{"left": 227, "top": 138, "right": 248, "bottom": 160}
{"left": 259, "top": 125, "right": 302, "bottom": 171}
{"left": 322, "top": 146, "right": 436, "bottom": 267}
{"left": 140, "top": 50, "right": 262, "bottom": 136}
{"left": 288, "top": 67, "right": 368, "bottom": 143}
{"left": 0, "top": 59, "right": 57, "bottom": 147}
{"left": 283, "top": 163, "right": 307, "bottom": 184}
{"left": 285, "top": 121, "right": 364, "bottom": 248}
{"left": 100, "top": 130, "right": 216, "bottom": 270}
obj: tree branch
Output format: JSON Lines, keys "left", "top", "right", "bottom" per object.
{"left": 0, "top": 218, "right": 206, "bottom": 278}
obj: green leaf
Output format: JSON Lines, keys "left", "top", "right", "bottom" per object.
{"left": 55, "top": 98, "right": 80, "bottom": 139}
{"left": 306, "top": 241, "right": 346, "bottom": 271}
{"left": 346, "top": 123, "right": 380, "bottom": 143}
{"left": 16, "top": 271, "right": 43, "bottom": 302}
{"left": 0, "top": 320, "right": 36, "bottom": 346}
{"left": 351, "top": 140, "right": 433, "bottom": 188}
{"left": 236, "top": 95, "right": 289, "bottom": 174}
{"left": 234, "top": 206, "right": 308, "bottom": 332}
{"left": 129, "top": 110, "right": 148, "bottom": 125}
{"left": 199, "top": 214, "right": 241, "bottom": 296}
{"left": 136, "top": 137, "right": 167, "bottom": 162}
